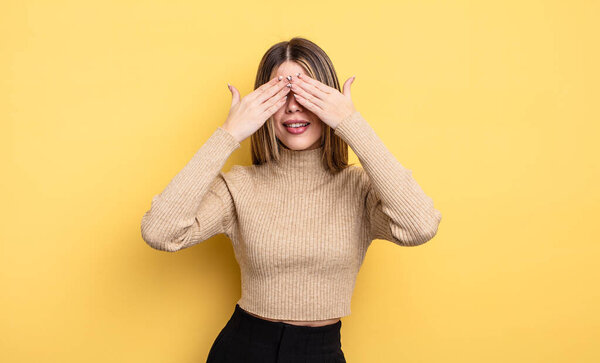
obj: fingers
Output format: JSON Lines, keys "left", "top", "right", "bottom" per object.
{"left": 295, "top": 73, "right": 334, "bottom": 95}
{"left": 248, "top": 75, "right": 284, "bottom": 103}
{"left": 290, "top": 92, "right": 321, "bottom": 114}
{"left": 261, "top": 84, "right": 290, "bottom": 112}
{"left": 341, "top": 76, "right": 355, "bottom": 97}
{"left": 290, "top": 81, "right": 325, "bottom": 109}
{"left": 229, "top": 84, "right": 241, "bottom": 106}
{"left": 262, "top": 91, "right": 289, "bottom": 117}
{"left": 256, "top": 76, "right": 289, "bottom": 105}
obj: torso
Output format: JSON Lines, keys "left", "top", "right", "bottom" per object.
{"left": 242, "top": 308, "right": 341, "bottom": 327}
{"left": 228, "top": 164, "right": 365, "bottom": 328}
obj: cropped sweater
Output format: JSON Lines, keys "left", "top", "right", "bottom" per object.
{"left": 140, "top": 110, "right": 442, "bottom": 320}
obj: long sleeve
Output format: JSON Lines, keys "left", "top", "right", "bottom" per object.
{"left": 333, "top": 110, "right": 442, "bottom": 246}
{"left": 140, "top": 126, "right": 241, "bottom": 252}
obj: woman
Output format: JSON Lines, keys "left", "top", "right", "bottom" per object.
{"left": 141, "top": 37, "right": 442, "bottom": 363}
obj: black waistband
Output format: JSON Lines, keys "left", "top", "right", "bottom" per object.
{"left": 225, "top": 304, "right": 342, "bottom": 354}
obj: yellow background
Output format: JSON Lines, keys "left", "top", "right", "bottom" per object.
{"left": 2, "top": 0, "right": 598, "bottom": 362}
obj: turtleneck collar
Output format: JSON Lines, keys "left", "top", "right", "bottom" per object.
{"left": 273, "top": 144, "right": 329, "bottom": 175}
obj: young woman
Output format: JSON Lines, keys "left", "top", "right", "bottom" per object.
{"left": 141, "top": 37, "right": 442, "bottom": 363}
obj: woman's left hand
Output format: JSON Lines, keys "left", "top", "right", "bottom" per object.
{"left": 289, "top": 73, "right": 357, "bottom": 129}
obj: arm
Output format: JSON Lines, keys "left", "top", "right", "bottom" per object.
{"left": 334, "top": 111, "right": 442, "bottom": 246}
{"left": 140, "top": 127, "right": 240, "bottom": 252}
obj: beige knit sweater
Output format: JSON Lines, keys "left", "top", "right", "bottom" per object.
{"left": 141, "top": 110, "right": 442, "bottom": 320}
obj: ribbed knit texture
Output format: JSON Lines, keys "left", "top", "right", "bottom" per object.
{"left": 141, "top": 111, "right": 442, "bottom": 320}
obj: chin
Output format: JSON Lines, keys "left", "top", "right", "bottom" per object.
{"left": 277, "top": 136, "right": 321, "bottom": 150}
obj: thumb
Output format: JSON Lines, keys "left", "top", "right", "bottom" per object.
{"left": 342, "top": 75, "right": 355, "bottom": 97}
{"left": 228, "top": 83, "right": 241, "bottom": 106}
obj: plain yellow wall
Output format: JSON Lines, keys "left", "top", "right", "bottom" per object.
{"left": 2, "top": 0, "right": 598, "bottom": 362}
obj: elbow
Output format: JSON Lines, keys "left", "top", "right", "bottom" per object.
{"left": 394, "top": 209, "right": 442, "bottom": 247}
{"left": 140, "top": 215, "right": 183, "bottom": 253}
{"left": 413, "top": 222, "right": 440, "bottom": 246}
{"left": 415, "top": 209, "right": 442, "bottom": 245}
{"left": 141, "top": 230, "right": 178, "bottom": 253}
{"left": 394, "top": 229, "right": 436, "bottom": 247}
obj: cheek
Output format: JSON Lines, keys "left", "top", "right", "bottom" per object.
{"left": 272, "top": 109, "right": 285, "bottom": 122}
{"left": 311, "top": 121, "right": 323, "bottom": 134}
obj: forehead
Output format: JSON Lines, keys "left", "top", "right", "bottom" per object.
{"left": 271, "top": 61, "right": 308, "bottom": 78}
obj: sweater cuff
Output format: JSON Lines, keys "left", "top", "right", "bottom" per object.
{"left": 333, "top": 110, "right": 371, "bottom": 145}
{"left": 215, "top": 126, "right": 242, "bottom": 152}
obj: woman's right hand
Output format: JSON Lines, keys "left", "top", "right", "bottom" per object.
{"left": 221, "top": 76, "right": 291, "bottom": 143}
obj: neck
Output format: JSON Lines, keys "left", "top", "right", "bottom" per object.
{"left": 272, "top": 143, "right": 329, "bottom": 175}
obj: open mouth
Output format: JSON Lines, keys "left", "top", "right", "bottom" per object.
{"left": 284, "top": 122, "right": 310, "bottom": 128}
{"left": 283, "top": 121, "right": 311, "bottom": 134}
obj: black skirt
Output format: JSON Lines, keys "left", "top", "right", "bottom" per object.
{"left": 206, "top": 304, "right": 346, "bottom": 363}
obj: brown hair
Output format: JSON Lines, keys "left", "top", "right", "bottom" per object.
{"left": 249, "top": 37, "right": 355, "bottom": 174}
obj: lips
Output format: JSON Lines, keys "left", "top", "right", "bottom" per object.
{"left": 283, "top": 119, "right": 310, "bottom": 125}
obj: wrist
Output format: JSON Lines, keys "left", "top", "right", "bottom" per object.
{"left": 220, "top": 125, "right": 241, "bottom": 144}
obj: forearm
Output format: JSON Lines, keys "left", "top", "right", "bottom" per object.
{"left": 141, "top": 127, "right": 240, "bottom": 247}
{"left": 333, "top": 111, "right": 441, "bottom": 242}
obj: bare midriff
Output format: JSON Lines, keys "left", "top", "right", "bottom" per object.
{"left": 242, "top": 308, "right": 341, "bottom": 327}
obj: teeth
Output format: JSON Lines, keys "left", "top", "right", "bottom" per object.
{"left": 285, "top": 122, "right": 309, "bottom": 128}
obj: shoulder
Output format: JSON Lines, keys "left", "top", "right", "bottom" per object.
{"left": 221, "top": 164, "right": 253, "bottom": 180}
{"left": 344, "top": 163, "right": 367, "bottom": 180}
{"left": 336, "top": 164, "right": 371, "bottom": 193}
{"left": 219, "top": 164, "right": 257, "bottom": 190}
{"left": 344, "top": 164, "right": 366, "bottom": 178}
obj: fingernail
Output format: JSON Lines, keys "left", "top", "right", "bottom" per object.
{"left": 278, "top": 75, "right": 283, "bottom": 81}
{"left": 286, "top": 75, "right": 292, "bottom": 81}
{"left": 286, "top": 83, "right": 292, "bottom": 88}
{"left": 296, "top": 72, "right": 301, "bottom": 77}
{"left": 227, "top": 83, "right": 231, "bottom": 89}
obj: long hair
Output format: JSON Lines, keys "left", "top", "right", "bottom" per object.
{"left": 249, "top": 37, "right": 354, "bottom": 174}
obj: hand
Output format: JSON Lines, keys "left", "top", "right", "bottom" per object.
{"left": 222, "top": 76, "right": 291, "bottom": 143}
{"left": 288, "top": 73, "right": 357, "bottom": 129}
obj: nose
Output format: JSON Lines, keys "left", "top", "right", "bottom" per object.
{"left": 286, "top": 93, "right": 303, "bottom": 112}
